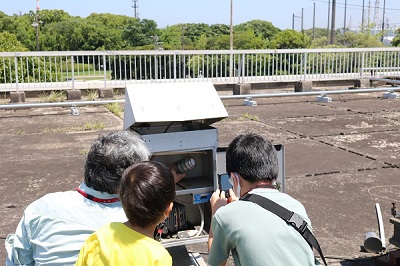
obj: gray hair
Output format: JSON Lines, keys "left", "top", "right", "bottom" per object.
{"left": 84, "top": 130, "right": 151, "bottom": 194}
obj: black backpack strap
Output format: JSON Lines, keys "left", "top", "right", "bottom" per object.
{"left": 241, "top": 193, "right": 327, "bottom": 266}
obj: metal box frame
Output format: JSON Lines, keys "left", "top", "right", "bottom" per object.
{"left": 123, "top": 82, "right": 285, "bottom": 247}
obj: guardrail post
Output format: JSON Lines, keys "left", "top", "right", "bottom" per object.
{"left": 71, "top": 56, "right": 75, "bottom": 90}
{"left": 229, "top": 52, "right": 233, "bottom": 80}
{"left": 360, "top": 51, "right": 365, "bottom": 79}
{"left": 14, "top": 55, "right": 19, "bottom": 92}
{"left": 10, "top": 52, "right": 25, "bottom": 102}
{"left": 154, "top": 54, "right": 158, "bottom": 80}
{"left": 173, "top": 51, "right": 177, "bottom": 82}
{"left": 103, "top": 55, "right": 107, "bottom": 89}
{"left": 241, "top": 53, "right": 245, "bottom": 83}
{"left": 303, "top": 52, "right": 308, "bottom": 81}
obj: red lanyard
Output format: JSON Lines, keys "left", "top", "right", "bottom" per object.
{"left": 75, "top": 187, "right": 119, "bottom": 203}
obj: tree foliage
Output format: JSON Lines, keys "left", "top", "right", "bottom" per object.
{"left": 235, "top": 20, "right": 281, "bottom": 41}
{"left": 269, "top": 30, "right": 311, "bottom": 49}
{"left": 0, "top": 32, "right": 27, "bottom": 52}
{"left": 0, "top": 9, "right": 393, "bottom": 51}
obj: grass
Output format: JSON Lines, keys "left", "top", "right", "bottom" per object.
{"left": 61, "top": 70, "right": 111, "bottom": 81}
{"left": 106, "top": 102, "right": 122, "bottom": 117}
{"left": 85, "top": 89, "right": 98, "bottom": 101}
{"left": 79, "top": 149, "right": 89, "bottom": 155}
{"left": 16, "top": 129, "right": 25, "bottom": 135}
{"left": 0, "top": 92, "right": 8, "bottom": 104}
{"left": 38, "top": 91, "right": 66, "bottom": 103}
{"left": 84, "top": 121, "right": 104, "bottom": 130}
{"left": 239, "top": 113, "right": 259, "bottom": 121}
{"left": 41, "top": 121, "right": 104, "bottom": 133}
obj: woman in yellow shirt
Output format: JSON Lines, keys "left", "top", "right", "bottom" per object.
{"left": 76, "top": 161, "right": 175, "bottom": 266}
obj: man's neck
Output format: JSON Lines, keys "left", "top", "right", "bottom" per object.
{"left": 241, "top": 180, "right": 274, "bottom": 197}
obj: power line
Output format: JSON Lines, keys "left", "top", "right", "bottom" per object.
{"left": 312, "top": 0, "right": 400, "bottom": 11}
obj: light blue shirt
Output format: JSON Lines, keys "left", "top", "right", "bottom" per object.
{"left": 5, "top": 183, "right": 126, "bottom": 266}
{"left": 208, "top": 188, "right": 316, "bottom": 266}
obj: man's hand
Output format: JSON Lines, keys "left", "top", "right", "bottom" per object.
{"left": 210, "top": 189, "right": 229, "bottom": 215}
{"left": 227, "top": 188, "right": 239, "bottom": 203}
{"left": 169, "top": 166, "right": 186, "bottom": 183}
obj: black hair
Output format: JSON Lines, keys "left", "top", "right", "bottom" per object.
{"left": 226, "top": 133, "right": 278, "bottom": 182}
{"left": 120, "top": 161, "right": 176, "bottom": 228}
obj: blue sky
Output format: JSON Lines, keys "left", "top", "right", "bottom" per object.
{"left": 2, "top": 0, "right": 400, "bottom": 31}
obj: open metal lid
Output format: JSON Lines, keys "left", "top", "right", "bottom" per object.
{"left": 123, "top": 82, "right": 228, "bottom": 129}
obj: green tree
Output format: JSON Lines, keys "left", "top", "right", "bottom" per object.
{"left": 7, "top": 13, "right": 38, "bottom": 51}
{"left": 234, "top": 30, "right": 266, "bottom": 49}
{"left": 39, "top": 9, "right": 71, "bottom": 26}
{"left": 0, "top": 32, "right": 27, "bottom": 52}
{"left": 235, "top": 20, "right": 281, "bottom": 41}
{"left": 269, "top": 29, "right": 311, "bottom": 49}
{"left": 0, "top": 11, "right": 14, "bottom": 32}
{"left": 210, "top": 24, "right": 230, "bottom": 36}
{"left": 0, "top": 32, "right": 59, "bottom": 83}
{"left": 337, "top": 32, "right": 383, "bottom": 48}
{"left": 122, "top": 18, "right": 159, "bottom": 48}
{"left": 303, "top": 27, "right": 329, "bottom": 41}
{"left": 183, "top": 23, "right": 213, "bottom": 44}
{"left": 160, "top": 24, "right": 190, "bottom": 50}
{"left": 40, "top": 17, "right": 85, "bottom": 51}
{"left": 393, "top": 29, "right": 400, "bottom": 47}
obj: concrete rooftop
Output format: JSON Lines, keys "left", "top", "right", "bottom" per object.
{"left": 1, "top": 86, "right": 400, "bottom": 266}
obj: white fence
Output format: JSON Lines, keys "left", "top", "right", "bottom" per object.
{"left": 1, "top": 48, "right": 400, "bottom": 92}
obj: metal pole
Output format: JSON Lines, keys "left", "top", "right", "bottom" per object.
{"left": 330, "top": 0, "right": 336, "bottom": 45}
{"left": 1, "top": 87, "right": 399, "bottom": 110}
{"left": 35, "top": 0, "right": 40, "bottom": 51}
{"left": 173, "top": 51, "right": 177, "bottom": 82}
{"left": 312, "top": 3, "right": 316, "bottom": 40}
{"left": 362, "top": 0, "right": 365, "bottom": 32}
{"left": 292, "top": 13, "right": 295, "bottom": 30}
{"left": 344, "top": 0, "right": 347, "bottom": 33}
{"left": 375, "top": 203, "right": 387, "bottom": 250}
{"left": 381, "top": 0, "right": 386, "bottom": 43}
{"left": 103, "top": 55, "right": 107, "bottom": 89}
{"left": 71, "top": 56, "right": 75, "bottom": 90}
{"left": 35, "top": 24, "right": 39, "bottom": 51}
{"left": 181, "top": 25, "right": 185, "bottom": 50}
{"left": 14, "top": 56, "right": 19, "bottom": 92}
{"left": 229, "top": 0, "right": 233, "bottom": 78}
{"left": 301, "top": 8, "right": 304, "bottom": 32}
{"left": 327, "top": 0, "right": 331, "bottom": 43}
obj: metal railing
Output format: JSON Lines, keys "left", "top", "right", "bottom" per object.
{"left": 1, "top": 87, "right": 399, "bottom": 110}
{"left": 1, "top": 48, "right": 400, "bottom": 92}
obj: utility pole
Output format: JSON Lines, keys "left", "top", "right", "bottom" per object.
{"left": 343, "top": 0, "right": 347, "bottom": 33}
{"left": 292, "top": 11, "right": 302, "bottom": 31}
{"left": 330, "top": 0, "right": 336, "bottom": 44}
{"left": 292, "top": 13, "right": 295, "bottom": 30}
{"left": 381, "top": 0, "right": 386, "bottom": 43}
{"left": 181, "top": 24, "right": 186, "bottom": 50}
{"left": 362, "top": 0, "right": 365, "bottom": 31}
{"left": 312, "top": 3, "right": 316, "bottom": 40}
{"left": 32, "top": 0, "right": 40, "bottom": 51}
{"left": 327, "top": 0, "right": 331, "bottom": 43}
{"left": 229, "top": 0, "right": 233, "bottom": 77}
{"left": 374, "top": 0, "right": 380, "bottom": 29}
{"left": 132, "top": 0, "right": 139, "bottom": 18}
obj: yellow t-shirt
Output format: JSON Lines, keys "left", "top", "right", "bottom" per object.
{"left": 75, "top": 222, "right": 172, "bottom": 266}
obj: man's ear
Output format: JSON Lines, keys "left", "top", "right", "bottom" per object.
{"left": 164, "top": 202, "right": 174, "bottom": 217}
{"left": 230, "top": 172, "right": 239, "bottom": 186}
